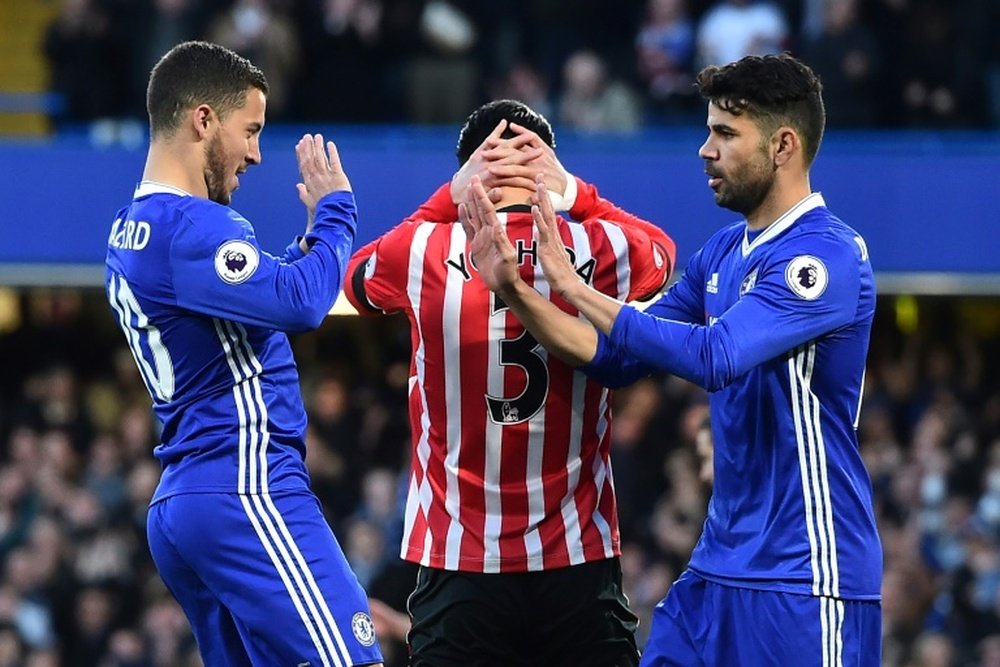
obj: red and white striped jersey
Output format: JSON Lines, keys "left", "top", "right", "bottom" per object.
{"left": 344, "top": 180, "right": 675, "bottom": 573}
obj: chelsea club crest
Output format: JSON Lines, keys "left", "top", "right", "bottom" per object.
{"left": 739, "top": 268, "right": 758, "bottom": 297}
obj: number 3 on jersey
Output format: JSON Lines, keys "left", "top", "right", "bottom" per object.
{"left": 108, "top": 273, "right": 175, "bottom": 402}
{"left": 486, "top": 294, "right": 549, "bottom": 425}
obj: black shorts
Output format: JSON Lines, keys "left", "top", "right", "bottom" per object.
{"left": 407, "top": 557, "right": 639, "bottom": 667}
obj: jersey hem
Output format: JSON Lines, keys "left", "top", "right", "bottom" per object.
{"left": 150, "top": 485, "right": 314, "bottom": 505}
{"left": 402, "top": 544, "right": 621, "bottom": 573}
{"left": 688, "top": 566, "right": 882, "bottom": 601}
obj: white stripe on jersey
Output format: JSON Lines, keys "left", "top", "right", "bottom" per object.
{"left": 789, "top": 344, "right": 840, "bottom": 598}
{"left": 806, "top": 345, "right": 841, "bottom": 597}
{"left": 400, "top": 224, "right": 436, "bottom": 566}
{"left": 482, "top": 213, "right": 509, "bottom": 572}
{"left": 561, "top": 223, "right": 595, "bottom": 564}
{"left": 442, "top": 225, "right": 466, "bottom": 570}
{"left": 596, "top": 220, "right": 632, "bottom": 300}
{"left": 214, "top": 320, "right": 352, "bottom": 667}
{"left": 853, "top": 368, "right": 866, "bottom": 430}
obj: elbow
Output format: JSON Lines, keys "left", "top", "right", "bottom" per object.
{"left": 284, "top": 301, "right": 330, "bottom": 332}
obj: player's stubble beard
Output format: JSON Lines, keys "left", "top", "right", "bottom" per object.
{"left": 204, "top": 132, "right": 231, "bottom": 206}
{"left": 712, "top": 143, "right": 777, "bottom": 217}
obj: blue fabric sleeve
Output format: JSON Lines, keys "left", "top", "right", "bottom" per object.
{"left": 282, "top": 237, "right": 306, "bottom": 263}
{"left": 170, "top": 192, "right": 357, "bottom": 332}
{"left": 579, "top": 247, "right": 708, "bottom": 387}
{"left": 609, "top": 233, "right": 861, "bottom": 391}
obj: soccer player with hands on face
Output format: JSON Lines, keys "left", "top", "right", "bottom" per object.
{"left": 345, "top": 99, "right": 676, "bottom": 667}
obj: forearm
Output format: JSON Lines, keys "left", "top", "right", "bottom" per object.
{"left": 555, "top": 279, "right": 625, "bottom": 337}
{"left": 496, "top": 279, "right": 600, "bottom": 367}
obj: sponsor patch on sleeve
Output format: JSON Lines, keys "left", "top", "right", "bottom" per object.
{"left": 214, "top": 240, "right": 259, "bottom": 285}
{"left": 784, "top": 255, "right": 828, "bottom": 300}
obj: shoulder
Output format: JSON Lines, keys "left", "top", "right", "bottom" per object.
{"left": 767, "top": 209, "right": 868, "bottom": 299}
{"left": 782, "top": 208, "right": 869, "bottom": 266}
{"left": 170, "top": 199, "right": 255, "bottom": 247}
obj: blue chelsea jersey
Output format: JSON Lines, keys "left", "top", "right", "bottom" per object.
{"left": 105, "top": 182, "right": 357, "bottom": 502}
{"left": 586, "top": 193, "right": 881, "bottom": 600}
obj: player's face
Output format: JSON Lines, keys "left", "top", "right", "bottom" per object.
{"left": 698, "top": 103, "right": 776, "bottom": 217}
{"left": 204, "top": 88, "right": 266, "bottom": 205}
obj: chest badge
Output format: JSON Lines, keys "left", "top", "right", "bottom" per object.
{"left": 739, "top": 268, "right": 758, "bottom": 297}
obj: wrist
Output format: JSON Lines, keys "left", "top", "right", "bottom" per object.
{"left": 497, "top": 277, "right": 530, "bottom": 303}
{"left": 549, "top": 172, "right": 578, "bottom": 212}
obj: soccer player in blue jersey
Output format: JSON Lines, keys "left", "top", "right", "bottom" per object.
{"left": 104, "top": 41, "right": 383, "bottom": 667}
{"left": 462, "top": 53, "right": 882, "bottom": 666}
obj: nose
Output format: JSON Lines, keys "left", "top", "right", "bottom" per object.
{"left": 248, "top": 137, "right": 262, "bottom": 166}
{"left": 698, "top": 137, "right": 715, "bottom": 160}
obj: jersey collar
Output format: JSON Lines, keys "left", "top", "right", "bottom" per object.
{"left": 741, "top": 192, "right": 825, "bottom": 257}
{"left": 134, "top": 180, "right": 193, "bottom": 198}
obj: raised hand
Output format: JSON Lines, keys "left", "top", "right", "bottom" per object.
{"left": 450, "top": 119, "right": 542, "bottom": 204}
{"left": 295, "top": 133, "right": 351, "bottom": 231}
{"left": 485, "top": 122, "right": 572, "bottom": 204}
{"left": 531, "top": 174, "right": 580, "bottom": 297}
{"left": 459, "top": 176, "right": 520, "bottom": 293}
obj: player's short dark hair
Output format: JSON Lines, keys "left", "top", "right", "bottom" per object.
{"left": 146, "top": 41, "right": 269, "bottom": 139}
{"left": 696, "top": 54, "right": 825, "bottom": 167}
{"left": 456, "top": 99, "right": 555, "bottom": 166}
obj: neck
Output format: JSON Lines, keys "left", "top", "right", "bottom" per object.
{"left": 492, "top": 186, "right": 536, "bottom": 210}
{"left": 142, "top": 139, "right": 208, "bottom": 199}
{"left": 746, "top": 174, "right": 811, "bottom": 231}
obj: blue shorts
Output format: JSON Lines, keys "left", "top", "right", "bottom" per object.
{"left": 147, "top": 491, "right": 383, "bottom": 667}
{"left": 640, "top": 570, "right": 881, "bottom": 667}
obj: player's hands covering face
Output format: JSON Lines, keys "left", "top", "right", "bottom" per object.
{"left": 450, "top": 120, "right": 571, "bottom": 208}
{"left": 460, "top": 176, "right": 520, "bottom": 293}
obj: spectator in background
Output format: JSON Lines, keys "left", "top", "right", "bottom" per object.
{"left": 206, "top": 0, "right": 301, "bottom": 120}
{"left": 801, "top": 0, "right": 881, "bottom": 128}
{"left": 559, "top": 50, "right": 643, "bottom": 133}
{"left": 694, "top": 0, "right": 788, "bottom": 68}
{"left": 489, "top": 61, "right": 555, "bottom": 125}
{"left": 635, "top": 0, "right": 698, "bottom": 124}
{"left": 896, "top": 0, "right": 976, "bottom": 128}
{"left": 291, "top": 0, "right": 389, "bottom": 122}
{"left": 42, "top": 0, "right": 128, "bottom": 126}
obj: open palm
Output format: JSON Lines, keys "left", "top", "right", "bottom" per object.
{"left": 460, "top": 177, "right": 520, "bottom": 292}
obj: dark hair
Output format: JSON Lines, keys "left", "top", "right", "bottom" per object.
{"left": 696, "top": 54, "right": 825, "bottom": 167}
{"left": 456, "top": 99, "right": 555, "bottom": 166}
{"left": 146, "top": 41, "right": 269, "bottom": 139}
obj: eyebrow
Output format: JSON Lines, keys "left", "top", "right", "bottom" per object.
{"left": 708, "top": 122, "right": 737, "bottom": 134}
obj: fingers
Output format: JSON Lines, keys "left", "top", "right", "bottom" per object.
{"left": 485, "top": 119, "right": 508, "bottom": 145}
{"left": 296, "top": 133, "right": 351, "bottom": 195}
{"left": 458, "top": 202, "right": 475, "bottom": 239}
{"left": 531, "top": 173, "right": 558, "bottom": 242}
{"left": 508, "top": 122, "right": 547, "bottom": 150}
{"left": 325, "top": 139, "right": 345, "bottom": 176}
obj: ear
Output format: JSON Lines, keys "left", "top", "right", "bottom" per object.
{"left": 772, "top": 127, "right": 799, "bottom": 168}
{"left": 191, "top": 104, "right": 215, "bottom": 141}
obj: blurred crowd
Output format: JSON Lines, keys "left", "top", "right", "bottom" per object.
{"left": 0, "top": 288, "right": 999, "bottom": 666}
{"left": 41, "top": 0, "right": 1000, "bottom": 137}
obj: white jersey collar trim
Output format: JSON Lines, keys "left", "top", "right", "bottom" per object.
{"left": 134, "top": 180, "right": 193, "bottom": 198}
{"left": 741, "top": 192, "right": 825, "bottom": 257}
